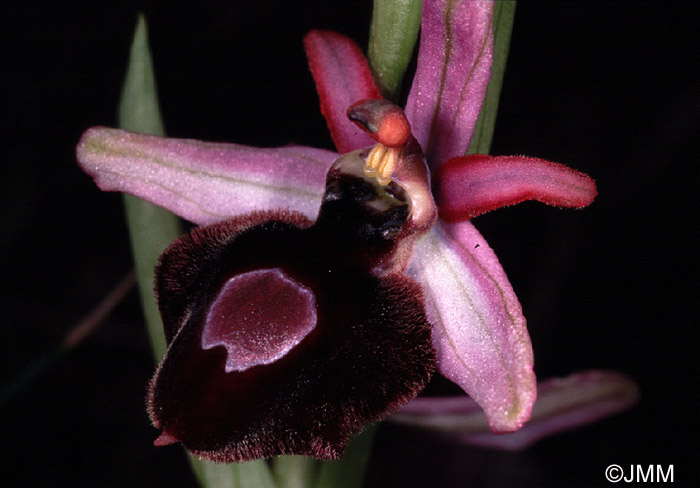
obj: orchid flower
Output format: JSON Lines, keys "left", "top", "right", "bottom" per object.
{"left": 75, "top": 0, "right": 632, "bottom": 462}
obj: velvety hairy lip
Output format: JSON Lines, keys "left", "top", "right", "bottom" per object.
{"left": 148, "top": 170, "right": 435, "bottom": 462}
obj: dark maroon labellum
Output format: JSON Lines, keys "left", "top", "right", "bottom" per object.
{"left": 147, "top": 152, "right": 434, "bottom": 462}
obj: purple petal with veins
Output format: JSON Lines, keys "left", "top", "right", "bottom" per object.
{"left": 408, "top": 220, "right": 535, "bottom": 433}
{"left": 405, "top": 0, "right": 494, "bottom": 169}
{"left": 392, "top": 370, "right": 639, "bottom": 450}
{"left": 76, "top": 127, "right": 337, "bottom": 225}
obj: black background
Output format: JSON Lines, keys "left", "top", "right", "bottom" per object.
{"left": 2, "top": 2, "right": 698, "bottom": 487}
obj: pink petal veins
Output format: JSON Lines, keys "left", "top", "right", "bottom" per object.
{"left": 405, "top": 0, "right": 494, "bottom": 170}
{"left": 304, "top": 30, "right": 382, "bottom": 154}
{"left": 392, "top": 370, "right": 639, "bottom": 450}
{"left": 408, "top": 221, "right": 536, "bottom": 433}
{"left": 76, "top": 127, "right": 337, "bottom": 225}
{"left": 437, "top": 154, "right": 598, "bottom": 222}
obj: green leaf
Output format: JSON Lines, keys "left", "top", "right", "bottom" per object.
{"left": 467, "top": 0, "right": 517, "bottom": 155}
{"left": 189, "top": 459, "right": 278, "bottom": 488}
{"left": 236, "top": 460, "right": 280, "bottom": 488}
{"left": 118, "top": 13, "right": 181, "bottom": 360}
{"left": 273, "top": 456, "right": 319, "bottom": 488}
{"left": 188, "top": 459, "right": 239, "bottom": 488}
{"left": 121, "top": 197, "right": 180, "bottom": 358}
{"left": 368, "top": 0, "right": 422, "bottom": 101}
{"left": 313, "top": 425, "right": 378, "bottom": 488}
{"left": 118, "top": 15, "right": 165, "bottom": 136}
{"left": 117, "top": 14, "right": 277, "bottom": 488}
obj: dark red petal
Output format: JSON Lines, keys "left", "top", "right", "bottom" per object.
{"left": 148, "top": 213, "right": 434, "bottom": 461}
{"left": 303, "top": 30, "right": 382, "bottom": 153}
{"left": 437, "top": 154, "right": 598, "bottom": 222}
{"left": 153, "top": 431, "right": 178, "bottom": 447}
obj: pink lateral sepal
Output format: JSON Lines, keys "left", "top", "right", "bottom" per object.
{"left": 408, "top": 221, "right": 536, "bottom": 433}
{"left": 391, "top": 370, "right": 639, "bottom": 450}
{"left": 76, "top": 127, "right": 337, "bottom": 225}
{"left": 437, "top": 154, "right": 598, "bottom": 222}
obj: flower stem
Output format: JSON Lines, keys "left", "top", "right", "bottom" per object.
{"left": 467, "top": 0, "right": 517, "bottom": 155}
{"left": 368, "top": 0, "right": 422, "bottom": 102}
{"left": 0, "top": 272, "right": 135, "bottom": 407}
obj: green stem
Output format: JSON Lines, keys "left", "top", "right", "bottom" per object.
{"left": 467, "top": 0, "right": 517, "bottom": 155}
{"left": 368, "top": 0, "right": 423, "bottom": 101}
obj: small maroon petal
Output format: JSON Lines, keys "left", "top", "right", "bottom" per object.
{"left": 436, "top": 154, "right": 598, "bottom": 222}
{"left": 153, "top": 431, "right": 179, "bottom": 447}
{"left": 202, "top": 268, "right": 317, "bottom": 372}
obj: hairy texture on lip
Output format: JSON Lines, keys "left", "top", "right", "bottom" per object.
{"left": 437, "top": 154, "right": 598, "bottom": 222}
{"left": 304, "top": 30, "right": 382, "bottom": 153}
{"left": 405, "top": 0, "right": 494, "bottom": 170}
{"left": 76, "top": 128, "right": 336, "bottom": 225}
{"left": 155, "top": 211, "right": 313, "bottom": 343}
{"left": 150, "top": 210, "right": 434, "bottom": 461}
